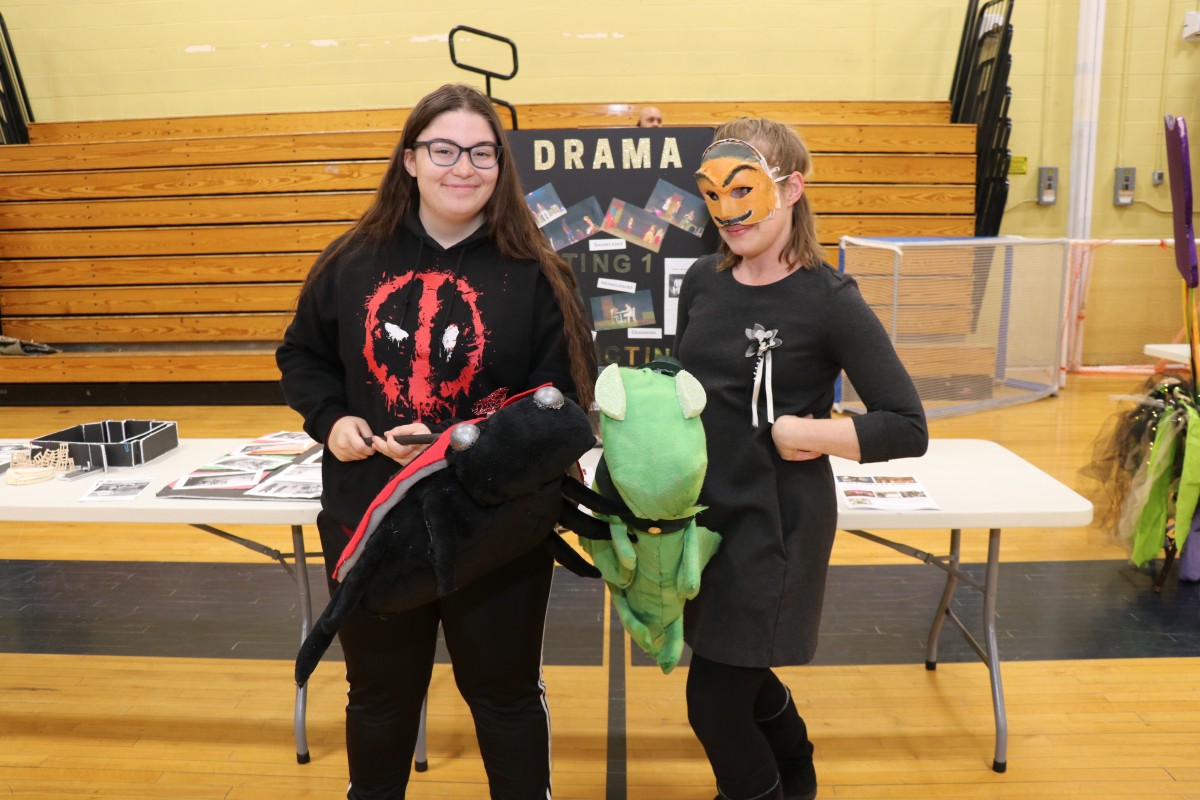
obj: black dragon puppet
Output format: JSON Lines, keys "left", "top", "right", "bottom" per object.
{"left": 295, "top": 385, "right": 618, "bottom": 686}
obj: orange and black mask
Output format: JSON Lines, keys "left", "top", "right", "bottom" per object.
{"left": 694, "top": 138, "right": 782, "bottom": 227}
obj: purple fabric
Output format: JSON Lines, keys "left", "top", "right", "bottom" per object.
{"left": 1181, "top": 514, "right": 1200, "bottom": 581}
{"left": 1165, "top": 115, "right": 1198, "bottom": 287}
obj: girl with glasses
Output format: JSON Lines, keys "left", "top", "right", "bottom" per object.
{"left": 277, "top": 82, "right": 596, "bottom": 799}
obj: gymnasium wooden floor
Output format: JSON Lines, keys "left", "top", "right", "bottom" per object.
{"left": 1, "top": 374, "right": 1198, "bottom": 799}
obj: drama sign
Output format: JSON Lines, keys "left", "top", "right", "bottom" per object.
{"left": 510, "top": 127, "right": 719, "bottom": 367}
{"left": 530, "top": 136, "right": 684, "bottom": 171}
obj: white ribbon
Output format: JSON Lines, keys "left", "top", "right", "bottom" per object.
{"left": 745, "top": 324, "right": 782, "bottom": 428}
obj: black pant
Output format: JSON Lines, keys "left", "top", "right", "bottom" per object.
{"left": 319, "top": 512, "right": 555, "bottom": 799}
{"left": 686, "top": 653, "right": 792, "bottom": 799}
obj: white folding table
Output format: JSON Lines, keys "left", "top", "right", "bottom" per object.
{"left": 2, "top": 437, "right": 1092, "bottom": 773}
{"left": 827, "top": 438, "right": 1092, "bottom": 772}
{"left": 1144, "top": 342, "right": 1190, "bottom": 363}
{"left": 0, "top": 438, "right": 321, "bottom": 763}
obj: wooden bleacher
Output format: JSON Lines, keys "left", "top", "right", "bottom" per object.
{"left": 0, "top": 100, "right": 975, "bottom": 391}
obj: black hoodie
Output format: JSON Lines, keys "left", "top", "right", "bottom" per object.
{"left": 277, "top": 214, "right": 577, "bottom": 529}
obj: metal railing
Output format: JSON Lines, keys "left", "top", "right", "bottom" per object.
{"left": 448, "top": 25, "right": 519, "bottom": 130}
{"left": 0, "top": 11, "right": 31, "bottom": 143}
{"left": 950, "top": 0, "right": 1014, "bottom": 236}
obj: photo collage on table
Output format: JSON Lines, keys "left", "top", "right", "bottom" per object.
{"left": 159, "top": 431, "right": 323, "bottom": 501}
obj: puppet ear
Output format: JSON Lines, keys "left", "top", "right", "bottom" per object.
{"left": 595, "top": 363, "right": 626, "bottom": 421}
{"left": 675, "top": 369, "right": 706, "bottom": 419}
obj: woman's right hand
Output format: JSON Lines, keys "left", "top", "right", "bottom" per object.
{"left": 327, "top": 416, "right": 375, "bottom": 462}
{"left": 771, "top": 414, "right": 822, "bottom": 462}
{"left": 770, "top": 413, "right": 863, "bottom": 463}
{"left": 374, "top": 422, "right": 434, "bottom": 466}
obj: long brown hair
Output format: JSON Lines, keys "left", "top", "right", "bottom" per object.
{"left": 710, "top": 118, "right": 825, "bottom": 272}
{"left": 301, "top": 83, "right": 597, "bottom": 408}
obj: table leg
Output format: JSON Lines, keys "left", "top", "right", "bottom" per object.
{"left": 1154, "top": 534, "right": 1177, "bottom": 593}
{"left": 190, "top": 521, "right": 317, "bottom": 762}
{"left": 983, "top": 528, "right": 1007, "bottom": 773}
{"left": 843, "top": 525, "right": 1007, "bottom": 770}
{"left": 415, "top": 694, "right": 429, "bottom": 772}
{"left": 925, "top": 528, "right": 961, "bottom": 670}
{"left": 292, "top": 524, "right": 313, "bottom": 764}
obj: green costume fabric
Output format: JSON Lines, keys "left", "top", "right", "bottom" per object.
{"left": 1170, "top": 404, "right": 1200, "bottom": 555}
{"left": 1130, "top": 407, "right": 1183, "bottom": 566}
{"left": 579, "top": 362, "right": 722, "bottom": 673}
{"left": 1086, "top": 376, "right": 1200, "bottom": 569}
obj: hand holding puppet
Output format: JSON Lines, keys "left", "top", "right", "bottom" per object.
{"left": 295, "top": 385, "right": 612, "bottom": 686}
{"left": 579, "top": 359, "right": 722, "bottom": 673}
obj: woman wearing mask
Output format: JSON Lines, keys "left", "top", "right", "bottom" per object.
{"left": 675, "top": 119, "right": 928, "bottom": 800}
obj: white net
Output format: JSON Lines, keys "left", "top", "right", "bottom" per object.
{"left": 838, "top": 236, "right": 1069, "bottom": 419}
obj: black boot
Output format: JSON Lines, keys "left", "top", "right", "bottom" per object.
{"left": 755, "top": 690, "right": 817, "bottom": 800}
{"left": 713, "top": 774, "right": 784, "bottom": 800}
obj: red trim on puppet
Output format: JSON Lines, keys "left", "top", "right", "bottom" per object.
{"left": 333, "top": 384, "right": 552, "bottom": 580}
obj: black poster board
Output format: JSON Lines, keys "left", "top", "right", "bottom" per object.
{"left": 509, "top": 127, "right": 720, "bottom": 368}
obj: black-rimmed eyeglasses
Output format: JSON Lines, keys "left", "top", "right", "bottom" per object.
{"left": 412, "top": 139, "right": 502, "bottom": 169}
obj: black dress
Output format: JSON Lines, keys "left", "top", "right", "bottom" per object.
{"left": 675, "top": 255, "right": 927, "bottom": 667}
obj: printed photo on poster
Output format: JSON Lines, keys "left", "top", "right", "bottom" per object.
{"left": 663, "top": 257, "right": 696, "bottom": 336}
{"left": 591, "top": 289, "right": 657, "bottom": 332}
{"left": 524, "top": 183, "right": 567, "bottom": 228}
{"left": 545, "top": 196, "right": 605, "bottom": 252}
{"left": 602, "top": 198, "right": 667, "bottom": 254}
{"left": 508, "top": 127, "right": 721, "bottom": 367}
{"left": 646, "top": 179, "right": 707, "bottom": 237}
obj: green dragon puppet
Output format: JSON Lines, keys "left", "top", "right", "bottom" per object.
{"left": 580, "top": 358, "right": 722, "bottom": 673}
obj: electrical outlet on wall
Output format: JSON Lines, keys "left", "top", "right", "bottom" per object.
{"left": 1037, "top": 167, "right": 1058, "bottom": 205}
{"left": 1185, "top": 10, "right": 1200, "bottom": 41}
{"left": 1153, "top": 170, "right": 1165, "bottom": 186}
{"left": 1114, "top": 167, "right": 1136, "bottom": 206}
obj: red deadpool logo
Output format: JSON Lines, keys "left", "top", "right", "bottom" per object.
{"left": 363, "top": 270, "right": 487, "bottom": 418}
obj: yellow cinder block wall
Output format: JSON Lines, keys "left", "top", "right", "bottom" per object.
{"left": 1003, "top": 0, "right": 1199, "bottom": 245}
{"left": 0, "top": 1, "right": 967, "bottom": 117}
{"left": 2, "top": 0, "right": 1198, "bottom": 364}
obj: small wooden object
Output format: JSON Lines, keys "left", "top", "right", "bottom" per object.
{"left": 5, "top": 444, "right": 75, "bottom": 485}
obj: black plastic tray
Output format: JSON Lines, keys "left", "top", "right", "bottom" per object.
{"left": 32, "top": 420, "right": 179, "bottom": 470}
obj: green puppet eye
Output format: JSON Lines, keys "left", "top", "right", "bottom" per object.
{"left": 675, "top": 370, "right": 706, "bottom": 419}
{"left": 595, "top": 363, "right": 626, "bottom": 421}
